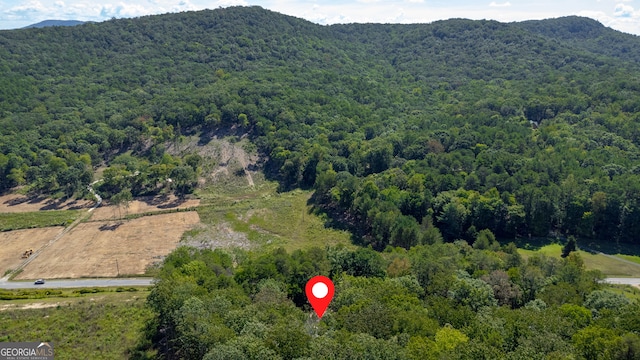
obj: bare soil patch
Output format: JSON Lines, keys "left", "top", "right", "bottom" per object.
{"left": 182, "top": 222, "right": 253, "bottom": 250}
{"left": 168, "top": 136, "right": 259, "bottom": 188}
{"left": 0, "top": 302, "right": 64, "bottom": 311}
{"left": 0, "top": 227, "right": 64, "bottom": 276}
{"left": 15, "top": 212, "right": 200, "bottom": 279}
{"left": 89, "top": 195, "right": 200, "bottom": 221}
{"left": 0, "top": 194, "right": 94, "bottom": 213}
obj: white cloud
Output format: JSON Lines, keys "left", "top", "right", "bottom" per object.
{"left": 171, "top": 0, "right": 198, "bottom": 12}
{"left": 100, "top": 3, "right": 152, "bottom": 18}
{"left": 489, "top": 1, "right": 511, "bottom": 7}
{"left": 4, "top": 0, "right": 46, "bottom": 19}
{"left": 215, "top": 0, "right": 249, "bottom": 6}
{"left": 614, "top": 3, "right": 634, "bottom": 17}
{"left": 1, "top": 0, "right": 640, "bottom": 35}
{"left": 578, "top": 9, "right": 640, "bottom": 35}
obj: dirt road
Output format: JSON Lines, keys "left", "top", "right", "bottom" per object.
{"left": 603, "top": 277, "right": 640, "bottom": 287}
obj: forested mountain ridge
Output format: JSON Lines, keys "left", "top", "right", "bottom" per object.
{"left": 4, "top": 7, "right": 640, "bottom": 359}
{"left": 516, "top": 16, "right": 640, "bottom": 63}
{"left": 2, "top": 6, "right": 640, "bottom": 248}
{"left": 23, "top": 20, "right": 85, "bottom": 29}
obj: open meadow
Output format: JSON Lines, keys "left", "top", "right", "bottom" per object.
{"left": 0, "top": 289, "right": 153, "bottom": 360}
{"left": 193, "top": 179, "right": 353, "bottom": 253}
{"left": 14, "top": 212, "right": 200, "bottom": 279}
{"left": 0, "top": 227, "right": 64, "bottom": 276}
{"left": 517, "top": 241, "right": 640, "bottom": 278}
{"left": 88, "top": 194, "right": 200, "bottom": 221}
{"left": 0, "top": 138, "right": 352, "bottom": 281}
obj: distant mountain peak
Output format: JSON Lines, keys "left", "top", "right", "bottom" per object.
{"left": 23, "top": 20, "right": 84, "bottom": 29}
{"left": 516, "top": 16, "right": 607, "bottom": 39}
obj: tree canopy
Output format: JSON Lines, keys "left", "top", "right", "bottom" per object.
{"left": 140, "top": 245, "right": 639, "bottom": 359}
{"left": 3, "top": 7, "right": 640, "bottom": 358}
{"left": 3, "top": 7, "right": 640, "bottom": 246}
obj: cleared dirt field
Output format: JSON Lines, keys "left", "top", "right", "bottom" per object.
{"left": 0, "top": 194, "right": 93, "bottom": 213}
{"left": 89, "top": 195, "right": 200, "bottom": 221}
{"left": 0, "top": 227, "right": 64, "bottom": 276}
{"left": 15, "top": 212, "right": 200, "bottom": 280}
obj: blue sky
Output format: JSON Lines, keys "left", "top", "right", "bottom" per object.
{"left": 1, "top": 0, "right": 639, "bottom": 35}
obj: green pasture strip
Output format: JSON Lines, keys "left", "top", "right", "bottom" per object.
{"left": 0, "top": 210, "right": 81, "bottom": 231}
{"left": 616, "top": 254, "right": 640, "bottom": 265}
{"left": 196, "top": 187, "right": 352, "bottom": 252}
{"left": 0, "top": 290, "right": 153, "bottom": 360}
{"left": 518, "top": 243, "right": 640, "bottom": 277}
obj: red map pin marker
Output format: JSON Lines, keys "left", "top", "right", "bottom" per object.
{"left": 305, "top": 275, "right": 334, "bottom": 319}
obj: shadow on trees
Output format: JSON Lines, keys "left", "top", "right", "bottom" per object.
{"left": 307, "top": 196, "right": 368, "bottom": 247}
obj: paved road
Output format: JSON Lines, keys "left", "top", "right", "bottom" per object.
{"left": 0, "top": 278, "right": 154, "bottom": 289}
{"left": 1, "top": 276, "right": 637, "bottom": 290}
{"left": 603, "top": 277, "right": 640, "bottom": 286}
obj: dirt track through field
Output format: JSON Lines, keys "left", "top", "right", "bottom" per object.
{"left": 15, "top": 212, "right": 200, "bottom": 279}
{"left": 0, "top": 227, "right": 65, "bottom": 277}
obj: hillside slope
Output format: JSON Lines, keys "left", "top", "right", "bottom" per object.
{"left": 516, "top": 16, "right": 640, "bottom": 63}
{"left": 23, "top": 20, "right": 85, "bottom": 29}
{"left": 2, "top": 7, "right": 640, "bottom": 246}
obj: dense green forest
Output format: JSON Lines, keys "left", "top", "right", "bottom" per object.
{"left": 140, "top": 245, "right": 640, "bottom": 359}
{"left": 3, "top": 7, "right": 640, "bottom": 247}
{"left": 3, "top": 6, "right": 640, "bottom": 359}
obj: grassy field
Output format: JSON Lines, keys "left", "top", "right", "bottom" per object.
{"left": 16, "top": 211, "right": 199, "bottom": 280}
{"left": 617, "top": 255, "right": 640, "bottom": 265}
{"left": 194, "top": 178, "right": 353, "bottom": 252}
{"left": 578, "top": 250, "right": 640, "bottom": 277}
{"left": 0, "top": 288, "right": 153, "bottom": 360}
{"left": 0, "top": 210, "right": 81, "bottom": 231}
{"left": 607, "top": 284, "right": 640, "bottom": 301}
{"left": 197, "top": 170, "right": 640, "bottom": 263}
{"left": 245, "top": 189, "right": 353, "bottom": 252}
{"left": 516, "top": 240, "right": 640, "bottom": 277}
